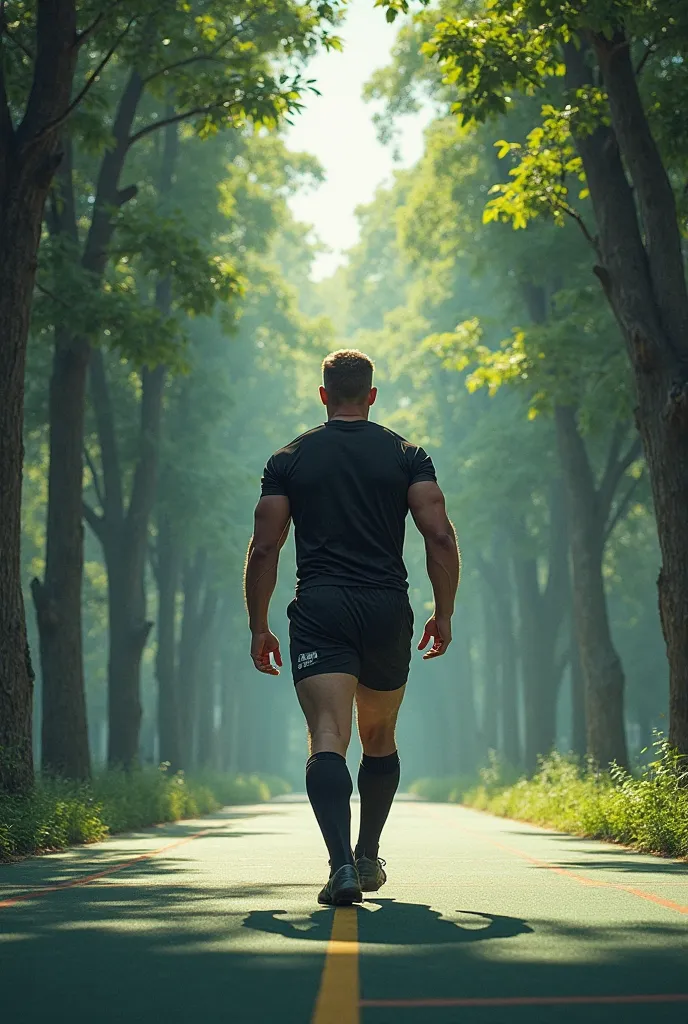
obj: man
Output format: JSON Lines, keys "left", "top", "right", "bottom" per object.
{"left": 244, "top": 349, "right": 460, "bottom": 906}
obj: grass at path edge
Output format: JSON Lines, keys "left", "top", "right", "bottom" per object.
{"left": 410, "top": 745, "right": 688, "bottom": 860}
{"left": 0, "top": 767, "right": 291, "bottom": 861}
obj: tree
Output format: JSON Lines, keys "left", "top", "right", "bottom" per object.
{"left": 419, "top": 0, "right": 688, "bottom": 755}
{"left": 29, "top": 0, "right": 340, "bottom": 771}
{"left": 0, "top": 1, "right": 81, "bottom": 792}
{"left": 452, "top": 269, "right": 645, "bottom": 767}
{"left": 149, "top": 137, "right": 330, "bottom": 768}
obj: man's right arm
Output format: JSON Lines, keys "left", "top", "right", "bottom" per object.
{"left": 408, "top": 480, "right": 461, "bottom": 659}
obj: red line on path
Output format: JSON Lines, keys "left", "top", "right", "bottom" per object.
{"left": 360, "top": 994, "right": 688, "bottom": 1009}
{"left": 425, "top": 807, "right": 688, "bottom": 916}
{"left": 0, "top": 824, "right": 220, "bottom": 909}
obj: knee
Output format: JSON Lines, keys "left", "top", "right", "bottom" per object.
{"left": 359, "top": 720, "right": 396, "bottom": 756}
{"left": 310, "top": 719, "right": 351, "bottom": 755}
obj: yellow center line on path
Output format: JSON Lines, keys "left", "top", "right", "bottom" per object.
{"left": 312, "top": 906, "right": 360, "bottom": 1024}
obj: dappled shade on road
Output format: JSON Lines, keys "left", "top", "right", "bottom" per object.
{"left": 244, "top": 900, "right": 534, "bottom": 946}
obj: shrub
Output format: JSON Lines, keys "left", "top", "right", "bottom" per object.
{"left": 0, "top": 767, "right": 290, "bottom": 862}
{"left": 411, "top": 740, "right": 688, "bottom": 860}
{"left": 409, "top": 776, "right": 475, "bottom": 803}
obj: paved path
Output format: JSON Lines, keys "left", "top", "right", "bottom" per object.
{"left": 1, "top": 798, "right": 687, "bottom": 1023}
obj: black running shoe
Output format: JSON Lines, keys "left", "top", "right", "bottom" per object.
{"left": 317, "top": 864, "right": 363, "bottom": 906}
{"left": 356, "top": 856, "right": 387, "bottom": 893}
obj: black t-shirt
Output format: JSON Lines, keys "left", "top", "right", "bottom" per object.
{"left": 261, "top": 419, "right": 437, "bottom": 592}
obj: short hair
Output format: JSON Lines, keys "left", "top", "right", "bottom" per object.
{"left": 322, "top": 349, "right": 374, "bottom": 404}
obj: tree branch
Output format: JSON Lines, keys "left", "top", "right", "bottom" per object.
{"left": 142, "top": 53, "right": 227, "bottom": 85}
{"left": 115, "top": 183, "right": 138, "bottom": 206}
{"left": 604, "top": 474, "right": 643, "bottom": 544}
{"left": 599, "top": 420, "right": 626, "bottom": 497}
{"left": 1, "top": 17, "right": 35, "bottom": 62}
{"left": 140, "top": 19, "right": 253, "bottom": 84}
{"left": 635, "top": 42, "right": 656, "bottom": 77}
{"left": 76, "top": 0, "right": 134, "bottom": 46}
{"left": 599, "top": 434, "right": 642, "bottom": 519}
{"left": 34, "top": 279, "right": 71, "bottom": 308}
{"left": 32, "top": 15, "right": 138, "bottom": 142}
{"left": 83, "top": 446, "right": 105, "bottom": 512}
{"left": 83, "top": 500, "right": 106, "bottom": 541}
{"left": 127, "top": 104, "right": 223, "bottom": 148}
{"left": 555, "top": 199, "right": 599, "bottom": 252}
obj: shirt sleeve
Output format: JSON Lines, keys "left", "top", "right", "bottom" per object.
{"left": 260, "top": 453, "right": 289, "bottom": 497}
{"left": 408, "top": 446, "right": 437, "bottom": 486}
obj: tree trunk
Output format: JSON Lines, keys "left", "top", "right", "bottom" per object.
{"left": 480, "top": 584, "right": 499, "bottom": 752}
{"left": 566, "top": 41, "right": 688, "bottom": 756}
{"left": 31, "top": 328, "right": 91, "bottom": 779}
{"left": 498, "top": 591, "right": 520, "bottom": 770}
{"left": 195, "top": 634, "right": 218, "bottom": 770}
{"left": 85, "top": 111, "right": 175, "bottom": 765}
{"left": 555, "top": 405, "right": 628, "bottom": 768}
{"left": 176, "top": 553, "right": 219, "bottom": 770}
{"left": 155, "top": 508, "right": 181, "bottom": 769}
{"left": 218, "top": 637, "right": 239, "bottom": 774}
{"left": 570, "top": 628, "right": 586, "bottom": 758}
{"left": 453, "top": 615, "right": 482, "bottom": 772}
{"left": 0, "top": 1, "right": 79, "bottom": 792}
{"left": 0, "top": 218, "right": 38, "bottom": 793}
{"left": 90, "top": 359, "right": 165, "bottom": 766}
{"left": 31, "top": 138, "right": 92, "bottom": 779}
{"left": 514, "top": 555, "right": 560, "bottom": 772}
{"left": 177, "top": 553, "right": 206, "bottom": 769}
{"left": 32, "top": 71, "right": 146, "bottom": 774}
{"left": 105, "top": 542, "right": 152, "bottom": 766}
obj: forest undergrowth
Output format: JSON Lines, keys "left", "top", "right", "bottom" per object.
{"left": 0, "top": 766, "right": 290, "bottom": 862}
{"left": 410, "top": 742, "right": 688, "bottom": 860}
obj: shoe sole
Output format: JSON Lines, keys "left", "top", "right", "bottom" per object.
{"left": 318, "top": 885, "right": 363, "bottom": 906}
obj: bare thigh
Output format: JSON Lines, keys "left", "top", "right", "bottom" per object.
{"left": 296, "top": 672, "right": 358, "bottom": 756}
{"left": 355, "top": 682, "right": 406, "bottom": 757}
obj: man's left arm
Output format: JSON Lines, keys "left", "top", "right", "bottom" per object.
{"left": 244, "top": 495, "right": 291, "bottom": 675}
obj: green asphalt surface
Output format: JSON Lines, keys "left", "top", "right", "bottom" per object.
{"left": 1, "top": 797, "right": 686, "bottom": 1024}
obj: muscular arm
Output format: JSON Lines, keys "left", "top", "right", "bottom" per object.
{"left": 244, "top": 495, "right": 291, "bottom": 673}
{"left": 408, "top": 480, "right": 461, "bottom": 658}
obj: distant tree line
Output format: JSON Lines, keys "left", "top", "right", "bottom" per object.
{"left": 0, "top": 0, "right": 341, "bottom": 793}
{"left": 367, "top": 0, "right": 688, "bottom": 765}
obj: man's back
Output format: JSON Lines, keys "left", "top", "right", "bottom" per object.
{"left": 246, "top": 348, "right": 459, "bottom": 907}
{"left": 261, "top": 419, "right": 436, "bottom": 592}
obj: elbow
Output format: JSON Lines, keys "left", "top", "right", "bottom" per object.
{"left": 251, "top": 540, "right": 279, "bottom": 560}
{"left": 425, "top": 529, "right": 456, "bottom": 551}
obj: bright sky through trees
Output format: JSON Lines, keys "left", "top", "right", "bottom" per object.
{"left": 284, "top": 0, "right": 431, "bottom": 279}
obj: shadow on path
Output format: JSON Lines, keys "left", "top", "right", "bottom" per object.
{"left": 502, "top": 831, "right": 688, "bottom": 875}
{"left": 0, "top": 809, "right": 277, "bottom": 892}
{"left": 244, "top": 898, "right": 534, "bottom": 946}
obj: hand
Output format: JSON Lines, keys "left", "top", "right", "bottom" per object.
{"left": 251, "top": 630, "right": 283, "bottom": 675}
{"left": 418, "top": 615, "right": 452, "bottom": 659}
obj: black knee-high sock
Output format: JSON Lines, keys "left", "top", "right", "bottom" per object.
{"left": 305, "top": 751, "right": 354, "bottom": 872}
{"left": 355, "top": 751, "right": 400, "bottom": 861}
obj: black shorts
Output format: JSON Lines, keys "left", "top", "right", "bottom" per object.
{"left": 287, "top": 585, "right": 414, "bottom": 691}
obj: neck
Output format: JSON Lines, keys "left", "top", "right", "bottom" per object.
{"left": 328, "top": 408, "right": 369, "bottom": 422}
